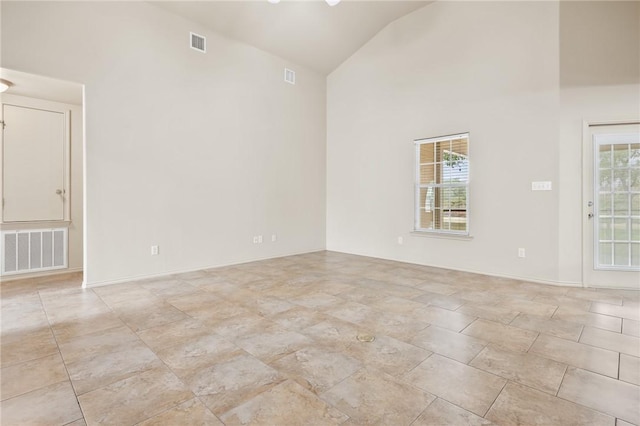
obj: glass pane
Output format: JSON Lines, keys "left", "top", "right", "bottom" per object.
{"left": 420, "top": 164, "right": 435, "bottom": 185}
{"left": 599, "top": 219, "right": 612, "bottom": 241}
{"left": 614, "top": 243, "right": 630, "bottom": 266}
{"left": 613, "top": 169, "right": 629, "bottom": 191}
{"left": 599, "top": 243, "right": 612, "bottom": 266}
{"left": 418, "top": 187, "right": 434, "bottom": 230}
{"left": 444, "top": 209, "right": 467, "bottom": 232}
{"left": 613, "top": 193, "right": 629, "bottom": 215}
{"left": 439, "top": 209, "right": 451, "bottom": 230}
{"left": 419, "top": 186, "right": 468, "bottom": 232}
{"left": 435, "top": 141, "right": 450, "bottom": 163}
{"left": 442, "top": 158, "right": 469, "bottom": 184}
{"left": 631, "top": 218, "right": 640, "bottom": 242}
{"left": 599, "top": 194, "right": 612, "bottom": 215}
{"left": 631, "top": 243, "right": 640, "bottom": 267}
{"left": 452, "top": 210, "right": 467, "bottom": 232}
{"left": 599, "top": 145, "right": 612, "bottom": 168}
{"left": 447, "top": 187, "right": 467, "bottom": 210}
{"left": 631, "top": 194, "right": 640, "bottom": 216}
{"left": 440, "top": 187, "right": 450, "bottom": 212}
{"left": 599, "top": 170, "right": 612, "bottom": 192}
{"left": 614, "top": 218, "right": 629, "bottom": 241}
{"left": 613, "top": 144, "right": 629, "bottom": 168}
{"left": 630, "top": 144, "right": 640, "bottom": 167}
{"left": 455, "top": 188, "right": 463, "bottom": 209}
{"left": 631, "top": 168, "right": 640, "bottom": 191}
{"left": 450, "top": 137, "right": 468, "bottom": 156}
{"left": 420, "top": 144, "right": 434, "bottom": 164}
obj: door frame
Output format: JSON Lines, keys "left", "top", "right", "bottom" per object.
{"left": 582, "top": 118, "right": 640, "bottom": 288}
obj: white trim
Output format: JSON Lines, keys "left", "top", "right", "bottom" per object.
{"left": 0, "top": 220, "right": 71, "bottom": 231}
{"left": 82, "top": 85, "right": 88, "bottom": 289}
{"left": 327, "top": 249, "right": 583, "bottom": 288}
{"left": 411, "top": 231, "right": 474, "bottom": 241}
{"left": 415, "top": 133, "right": 469, "bottom": 145}
{"left": 0, "top": 267, "right": 82, "bottom": 283}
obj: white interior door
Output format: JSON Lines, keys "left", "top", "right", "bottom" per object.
{"left": 583, "top": 123, "right": 640, "bottom": 289}
{"left": 2, "top": 104, "right": 66, "bottom": 222}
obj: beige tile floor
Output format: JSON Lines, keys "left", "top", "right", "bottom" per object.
{"left": 1, "top": 251, "right": 639, "bottom": 425}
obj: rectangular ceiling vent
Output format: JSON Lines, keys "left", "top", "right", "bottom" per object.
{"left": 284, "top": 68, "right": 296, "bottom": 85}
{"left": 190, "top": 32, "right": 206, "bottom": 53}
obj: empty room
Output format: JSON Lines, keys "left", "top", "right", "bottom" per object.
{"left": 1, "top": 0, "right": 639, "bottom": 425}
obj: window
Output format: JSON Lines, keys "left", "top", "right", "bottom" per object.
{"left": 415, "top": 133, "right": 469, "bottom": 235}
{"left": 594, "top": 135, "right": 640, "bottom": 269}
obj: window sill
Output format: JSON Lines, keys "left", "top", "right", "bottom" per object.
{"left": 411, "top": 231, "right": 474, "bottom": 241}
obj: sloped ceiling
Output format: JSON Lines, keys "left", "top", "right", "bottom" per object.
{"left": 151, "top": 1, "right": 430, "bottom": 75}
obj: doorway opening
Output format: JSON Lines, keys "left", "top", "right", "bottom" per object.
{"left": 0, "top": 68, "right": 85, "bottom": 285}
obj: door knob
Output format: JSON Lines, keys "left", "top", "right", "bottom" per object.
{"left": 588, "top": 213, "right": 594, "bottom": 219}
{"left": 56, "top": 189, "right": 65, "bottom": 195}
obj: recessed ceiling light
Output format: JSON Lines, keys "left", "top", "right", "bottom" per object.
{"left": 326, "top": 0, "right": 341, "bottom": 6}
{"left": 268, "top": 0, "right": 281, "bottom": 3}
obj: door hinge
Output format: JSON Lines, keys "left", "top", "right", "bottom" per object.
{"left": 0, "top": 120, "right": 5, "bottom": 130}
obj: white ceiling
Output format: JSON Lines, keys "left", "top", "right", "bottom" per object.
{"left": 151, "top": 1, "right": 430, "bottom": 75}
{"left": 0, "top": 68, "right": 83, "bottom": 105}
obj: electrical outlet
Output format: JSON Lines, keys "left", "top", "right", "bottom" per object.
{"left": 397, "top": 236, "right": 404, "bottom": 245}
{"left": 518, "top": 248, "right": 526, "bottom": 258}
{"left": 151, "top": 245, "right": 159, "bottom": 256}
{"left": 253, "top": 236, "right": 259, "bottom": 244}
{"left": 271, "top": 234, "right": 277, "bottom": 242}
{"left": 258, "top": 235, "right": 263, "bottom": 244}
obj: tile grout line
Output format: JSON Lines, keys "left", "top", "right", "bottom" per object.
{"left": 36, "top": 289, "right": 86, "bottom": 425}
{"left": 555, "top": 364, "right": 569, "bottom": 397}
{"left": 482, "top": 378, "right": 509, "bottom": 420}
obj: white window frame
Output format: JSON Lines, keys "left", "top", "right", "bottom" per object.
{"left": 414, "top": 133, "right": 470, "bottom": 236}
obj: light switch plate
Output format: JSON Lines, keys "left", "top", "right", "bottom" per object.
{"left": 531, "top": 181, "right": 552, "bottom": 191}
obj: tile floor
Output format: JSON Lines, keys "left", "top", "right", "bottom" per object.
{"left": 1, "top": 251, "right": 639, "bottom": 425}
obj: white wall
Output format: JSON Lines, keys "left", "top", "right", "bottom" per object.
{"left": 557, "top": 1, "right": 640, "bottom": 284}
{"left": 1, "top": 1, "right": 326, "bottom": 286}
{"left": 0, "top": 93, "right": 83, "bottom": 273}
{"left": 327, "top": 1, "right": 639, "bottom": 286}
{"left": 327, "top": 1, "right": 562, "bottom": 284}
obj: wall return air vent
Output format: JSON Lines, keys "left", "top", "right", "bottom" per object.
{"left": 190, "top": 32, "right": 206, "bottom": 53}
{"left": 284, "top": 68, "right": 296, "bottom": 85}
{"left": 1, "top": 228, "right": 67, "bottom": 276}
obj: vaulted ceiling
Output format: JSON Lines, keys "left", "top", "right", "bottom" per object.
{"left": 150, "top": 1, "right": 430, "bottom": 75}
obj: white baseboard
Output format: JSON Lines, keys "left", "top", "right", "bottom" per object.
{"left": 324, "top": 249, "right": 584, "bottom": 288}
{"left": 1, "top": 267, "right": 83, "bottom": 283}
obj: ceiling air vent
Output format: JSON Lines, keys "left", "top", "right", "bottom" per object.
{"left": 190, "top": 32, "right": 206, "bottom": 53}
{"left": 284, "top": 68, "right": 296, "bottom": 85}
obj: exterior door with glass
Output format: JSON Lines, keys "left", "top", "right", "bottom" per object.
{"left": 583, "top": 123, "right": 640, "bottom": 289}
